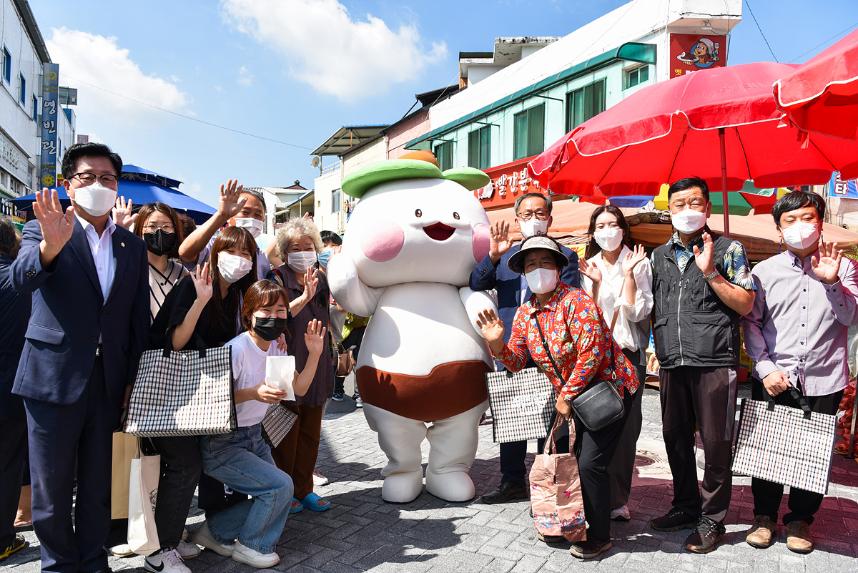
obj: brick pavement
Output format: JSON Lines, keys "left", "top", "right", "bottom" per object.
{"left": 7, "top": 388, "right": 858, "bottom": 572}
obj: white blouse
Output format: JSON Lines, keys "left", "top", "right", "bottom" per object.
{"left": 581, "top": 245, "right": 654, "bottom": 363}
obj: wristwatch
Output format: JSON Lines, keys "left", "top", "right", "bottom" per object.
{"left": 703, "top": 269, "right": 720, "bottom": 282}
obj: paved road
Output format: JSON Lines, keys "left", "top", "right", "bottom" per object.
{"left": 8, "top": 388, "right": 858, "bottom": 572}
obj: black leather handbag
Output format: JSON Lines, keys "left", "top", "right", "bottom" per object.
{"left": 533, "top": 318, "right": 625, "bottom": 432}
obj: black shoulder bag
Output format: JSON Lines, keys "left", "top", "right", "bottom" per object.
{"left": 532, "top": 315, "right": 625, "bottom": 432}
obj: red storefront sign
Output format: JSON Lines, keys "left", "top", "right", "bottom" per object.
{"left": 669, "top": 34, "right": 727, "bottom": 78}
{"left": 474, "top": 156, "right": 547, "bottom": 210}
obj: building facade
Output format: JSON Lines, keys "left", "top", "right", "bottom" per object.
{"left": 0, "top": 0, "right": 76, "bottom": 215}
{"left": 405, "top": 0, "right": 742, "bottom": 210}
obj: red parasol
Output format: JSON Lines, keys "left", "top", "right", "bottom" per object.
{"left": 529, "top": 63, "right": 858, "bottom": 235}
{"left": 774, "top": 29, "right": 858, "bottom": 141}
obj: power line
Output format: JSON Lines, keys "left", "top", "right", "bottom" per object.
{"left": 61, "top": 74, "right": 314, "bottom": 151}
{"left": 789, "top": 22, "right": 858, "bottom": 62}
{"left": 744, "top": 0, "right": 778, "bottom": 62}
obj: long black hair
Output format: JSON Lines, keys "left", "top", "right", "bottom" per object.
{"left": 584, "top": 205, "right": 633, "bottom": 260}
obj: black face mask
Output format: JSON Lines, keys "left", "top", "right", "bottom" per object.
{"left": 144, "top": 230, "right": 178, "bottom": 256}
{"left": 253, "top": 317, "right": 288, "bottom": 341}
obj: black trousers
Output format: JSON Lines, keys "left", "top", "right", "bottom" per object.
{"left": 149, "top": 436, "right": 201, "bottom": 551}
{"left": 573, "top": 391, "right": 632, "bottom": 542}
{"left": 0, "top": 408, "right": 27, "bottom": 546}
{"left": 334, "top": 326, "right": 366, "bottom": 395}
{"left": 660, "top": 366, "right": 737, "bottom": 523}
{"left": 608, "top": 349, "right": 646, "bottom": 509}
{"left": 750, "top": 381, "right": 843, "bottom": 525}
{"left": 26, "top": 357, "right": 119, "bottom": 573}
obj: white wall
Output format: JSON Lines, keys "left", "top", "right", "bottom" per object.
{"left": 313, "top": 164, "right": 344, "bottom": 234}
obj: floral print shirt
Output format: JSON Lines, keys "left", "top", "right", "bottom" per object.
{"left": 495, "top": 283, "right": 639, "bottom": 401}
{"left": 669, "top": 230, "right": 755, "bottom": 290}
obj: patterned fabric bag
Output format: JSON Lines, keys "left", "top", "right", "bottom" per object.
{"left": 529, "top": 417, "right": 587, "bottom": 542}
{"left": 125, "top": 346, "right": 236, "bottom": 437}
{"left": 485, "top": 367, "right": 555, "bottom": 443}
{"left": 261, "top": 402, "right": 299, "bottom": 447}
{"left": 732, "top": 388, "right": 837, "bottom": 495}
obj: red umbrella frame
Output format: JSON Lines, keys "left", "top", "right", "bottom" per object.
{"left": 530, "top": 63, "right": 858, "bottom": 235}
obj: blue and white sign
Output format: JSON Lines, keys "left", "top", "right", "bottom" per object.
{"left": 39, "top": 63, "right": 59, "bottom": 189}
{"left": 829, "top": 172, "right": 858, "bottom": 200}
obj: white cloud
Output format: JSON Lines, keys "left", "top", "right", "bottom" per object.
{"left": 46, "top": 28, "right": 188, "bottom": 118}
{"left": 237, "top": 65, "right": 254, "bottom": 86}
{"left": 221, "top": 0, "right": 448, "bottom": 101}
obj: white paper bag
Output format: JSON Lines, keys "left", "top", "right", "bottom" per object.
{"left": 127, "top": 450, "right": 161, "bottom": 555}
{"left": 266, "top": 356, "right": 295, "bottom": 400}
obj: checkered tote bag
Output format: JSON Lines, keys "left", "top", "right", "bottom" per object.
{"left": 486, "top": 367, "right": 555, "bottom": 443}
{"left": 732, "top": 390, "right": 836, "bottom": 495}
{"left": 261, "top": 403, "right": 298, "bottom": 447}
{"left": 124, "top": 346, "right": 236, "bottom": 437}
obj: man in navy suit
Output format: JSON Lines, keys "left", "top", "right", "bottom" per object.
{"left": 469, "top": 192, "right": 579, "bottom": 504}
{"left": 12, "top": 143, "right": 149, "bottom": 573}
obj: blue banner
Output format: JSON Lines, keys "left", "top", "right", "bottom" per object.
{"left": 39, "top": 63, "right": 59, "bottom": 189}
{"left": 829, "top": 172, "right": 858, "bottom": 200}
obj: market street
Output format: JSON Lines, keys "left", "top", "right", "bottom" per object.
{"left": 7, "top": 386, "right": 858, "bottom": 573}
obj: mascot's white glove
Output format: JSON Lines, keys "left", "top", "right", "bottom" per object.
{"left": 327, "top": 251, "right": 384, "bottom": 317}
{"left": 459, "top": 287, "right": 498, "bottom": 335}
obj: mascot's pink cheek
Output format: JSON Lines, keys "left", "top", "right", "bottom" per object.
{"left": 361, "top": 222, "right": 405, "bottom": 262}
{"left": 472, "top": 223, "right": 490, "bottom": 263}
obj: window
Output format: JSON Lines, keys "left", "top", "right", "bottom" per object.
{"left": 32, "top": 95, "right": 37, "bottom": 120}
{"left": 19, "top": 73, "right": 26, "bottom": 105}
{"left": 331, "top": 188, "right": 341, "bottom": 213}
{"left": 513, "top": 104, "right": 545, "bottom": 160}
{"left": 2, "top": 47, "right": 10, "bottom": 84}
{"left": 566, "top": 79, "right": 606, "bottom": 131}
{"left": 624, "top": 65, "right": 649, "bottom": 90}
{"left": 467, "top": 126, "right": 491, "bottom": 170}
{"left": 434, "top": 141, "right": 453, "bottom": 171}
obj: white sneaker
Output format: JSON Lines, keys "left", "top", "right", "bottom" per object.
{"left": 313, "top": 471, "right": 329, "bottom": 486}
{"left": 189, "top": 521, "right": 235, "bottom": 557}
{"left": 231, "top": 540, "right": 280, "bottom": 568}
{"left": 145, "top": 549, "right": 191, "bottom": 573}
{"left": 610, "top": 505, "right": 631, "bottom": 521}
{"left": 109, "top": 543, "right": 135, "bottom": 557}
{"left": 176, "top": 540, "right": 201, "bottom": 560}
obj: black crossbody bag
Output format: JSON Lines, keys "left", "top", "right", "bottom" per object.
{"left": 532, "top": 316, "right": 625, "bottom": 432}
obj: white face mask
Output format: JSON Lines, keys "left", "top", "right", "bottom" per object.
{"left": 671, "top": 208, "right": 707, "bottom": 234}
{"left": 593, "top": 227, "right": 623, "bottom": 252}
{"left": 524, "top": 268, "right": 559, "bottom": 294}
{"left": 73, "top": 181, "right": 117, "bottom": 217}
{"left": 287, "top": 251, "right": 317, "bottom": 273}
{"left": 217, "top": 252, "right": 253, "bottom": 284}
{"left": 782, "top": 222, "right": 820, "bottom": 250}
{"left": 234, "top": 217, "right": 264, "bottom": 239}
{"left": 519, "top": 218, "right": 549, "bottom": 238}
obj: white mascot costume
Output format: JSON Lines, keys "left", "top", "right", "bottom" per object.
{"left": 327, "top": 151, "right": 497, "bottom": 503}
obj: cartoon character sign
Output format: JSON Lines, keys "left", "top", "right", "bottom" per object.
{"left": 326, "top": 151, "right": 496, "bottom": 503}
{"left": 670, "top": 34, "right": 727, "bottom": 77}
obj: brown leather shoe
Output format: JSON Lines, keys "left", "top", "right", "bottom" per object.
{"left": 786, "top": 521, "right": 813, "bottom": 554}
{"left": 746, "top": 515, "right": 776, "bottom": 548}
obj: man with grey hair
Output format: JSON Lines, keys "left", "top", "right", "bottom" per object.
{"left": 469, "top": 192, "right": 579, "bottom": 505}
{"left": 178, "top": 180, "right": 271, "bottom": 279}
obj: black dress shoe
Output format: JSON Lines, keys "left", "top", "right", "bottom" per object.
{"left": 685, "top": 516, "right": 725, "bottom": 554}
{"left": 569, "top": 539, "right": 613, "bottom": 559}
{"left": 478, "top": 481, "right": 528, "bottom": 504}
{"left": 650, "top": 507, "right": 698, "bottom": 531}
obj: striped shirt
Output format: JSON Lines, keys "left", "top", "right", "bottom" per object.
{"left": 148, "top": 260, "right": 189, "bottom": 323}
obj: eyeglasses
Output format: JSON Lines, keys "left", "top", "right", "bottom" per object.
{"left": 142, "top": 224, "right": 174, "bottom": 232}
{"left": 72, "top": 172, "right": 119, "bottom": 186}
{"left": 517, "top": 210, "right": 549, "bottom": 221}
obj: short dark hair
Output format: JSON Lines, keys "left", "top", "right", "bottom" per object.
{"left": 240, "top": 188, "right": 267, "bottom": 213}
{"left": 0, "top": 217, "right": 18, "bottom": 257}
{"left": 514, "top": 192, "right": 552, "bottom": 215}
{"left": 668, "top": 176, "right": 709, "bottom": 202}
{"left": 61, "top": 143, "right": 122, "bottom": 180}
{"left": 241, "top": 279, "right": 288, "bottom": 331}
{"left": 134, "top": 202, "right": 185, "bottom": 258}
{"left": 772, "top": 190, "right": 826, "bottom": 227}
{"left": 320, "top": 230, "right": 342, "bottom": 246}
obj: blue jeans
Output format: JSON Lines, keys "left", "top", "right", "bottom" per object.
{"left": 200, "top": 425, "right": 293, "bottom": 553}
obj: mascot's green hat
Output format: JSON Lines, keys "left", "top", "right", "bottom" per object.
{"left": 341, "top": 150, "right": 490, "bottom": 199}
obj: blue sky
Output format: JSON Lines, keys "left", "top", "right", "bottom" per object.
{"left": 29, "top": 0, "right": 858, "bottom": 207}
